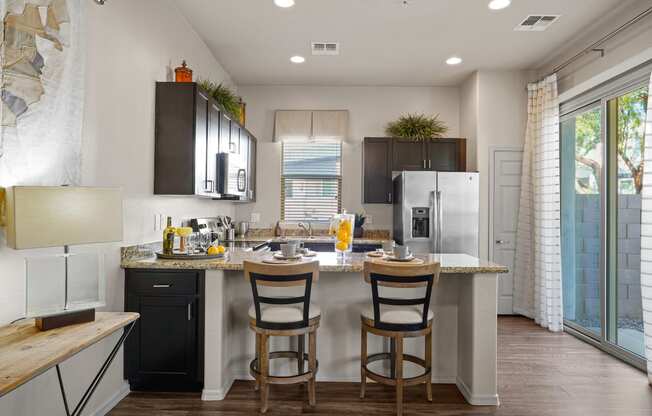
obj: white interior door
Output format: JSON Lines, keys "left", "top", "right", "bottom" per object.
{"left": 492, "top": 149, "right": 522, "bottom": 315}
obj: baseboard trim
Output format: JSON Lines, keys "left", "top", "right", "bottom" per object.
{"left": 229, "top": 373, "right": 457, "bottom": 384}
{"left": 202, "top": 376, "right": 234, "bottom": 401}
{"left": 455, "top": 377, "right": 499, "bottom": 406}
{"left": 90, "top": 381, "right": 130, "bottom": 416}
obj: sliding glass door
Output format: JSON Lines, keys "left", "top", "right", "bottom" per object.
{"left": 610, "top": 86, "right": 648, "bottom": 357}
{"left": 561, "top": 79, "right": 649, "bottom": 366}
{"left": 561, "top": 105, "right": 603, "bottom": 337}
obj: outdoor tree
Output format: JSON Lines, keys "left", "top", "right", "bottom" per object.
{"left": 575, "top": 87, "right": 649, "bottom": 194}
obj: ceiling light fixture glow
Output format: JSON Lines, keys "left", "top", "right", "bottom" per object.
{"left": 446, "top": 56, "right": 463, "bottom": 65}
{"left": 274, "top": 0, "right": 295, "bottom": 8}
{"left": 488, "top": 0, "right": 511, "bottom": 10}
{"left": 290, "top": 55, "right": 305, "bottom": 64}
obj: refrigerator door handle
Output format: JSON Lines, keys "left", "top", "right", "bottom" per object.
{"left": 431, "top": 191, "right": 436, "bottom": 253}
{"left": 436, "top": 190, "right": 443, "bottom": 253}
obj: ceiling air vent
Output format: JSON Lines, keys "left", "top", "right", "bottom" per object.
{"left": 514, "top": 15, "right": 560, "bottom": 31}
{"left": 311, "top": 42, "right": 340, "bottom": 56}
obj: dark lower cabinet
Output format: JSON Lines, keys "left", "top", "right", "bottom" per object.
{"left": 267, "top": 242, "right": 381, "bottom": 252}
{"left": 124, "top": 269, "right": 204, "bottom": 392}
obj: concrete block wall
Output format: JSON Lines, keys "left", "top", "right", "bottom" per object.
{"left": 574, "top": 194, "right": 643, "bottom": 320}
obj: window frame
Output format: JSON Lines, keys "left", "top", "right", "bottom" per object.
{"left": 280, "top": 141, "right": 343, "bottom": 223}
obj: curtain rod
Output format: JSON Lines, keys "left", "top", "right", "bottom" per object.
{"left": 547, "top": 6, "right": 652, "bottom": 78}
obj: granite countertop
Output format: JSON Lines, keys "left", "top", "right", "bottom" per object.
{"left": 121, "top": 249, "right": 508, "bottom": 274}
{"left": 225, "top": 236, "right": 389, "bottom": 245}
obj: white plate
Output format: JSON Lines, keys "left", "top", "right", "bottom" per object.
{"left": 273, "top": 252, "right": 302, "bottom": 261}
{"left": 385, "top": 254, "right": 415, "bottom": 262}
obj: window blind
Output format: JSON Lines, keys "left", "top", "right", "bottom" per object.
{"left": 281, "top": 142, "right": 342, "bottom": 222}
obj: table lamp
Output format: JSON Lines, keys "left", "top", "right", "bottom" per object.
{"left": 3, "top": 186, "right": 123, "bottom": 330}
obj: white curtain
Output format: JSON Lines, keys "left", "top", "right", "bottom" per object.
{"left": 513, "top": 74, "right": 563, "bottom": 332}
{"left": 641, "top": 72, "right": 652, "bottom": 384}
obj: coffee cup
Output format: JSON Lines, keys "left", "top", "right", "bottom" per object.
{"left": 382, "top": 240, "right": 395, "bottom": 253}
{"left": 394, "top": 245, "right": 410, "bottom": 259}
{"left": 280, "top": 243, "right": 297, "bottom": 258}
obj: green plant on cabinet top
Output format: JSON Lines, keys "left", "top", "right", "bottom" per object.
{"left": 385, "top": 113, "right": 448, "bottom": 140}
{"left": 197, "top": 79, "right": 242, "bottom": 121}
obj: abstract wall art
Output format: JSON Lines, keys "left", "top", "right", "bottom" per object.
{"left": 0, "top": 0, "right": 85, "bottom": 186}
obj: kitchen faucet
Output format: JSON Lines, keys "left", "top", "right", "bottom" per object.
{"left": 298, "top": 221, "right": 313, "bottom": 238}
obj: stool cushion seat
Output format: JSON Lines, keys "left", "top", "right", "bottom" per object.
{"left": 249, "top": 302, "right": 321, "bottom": 323}
{"left": 361, "top": 304, "right": 433, "bottom": 325}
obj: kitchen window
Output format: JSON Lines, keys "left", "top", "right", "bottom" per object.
{"left": 281, "top": 141, "right": 342, "bottom": 222}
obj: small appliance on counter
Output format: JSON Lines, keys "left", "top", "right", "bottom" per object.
{"left": 190, "top": 217, "right": 267, "bottom": 251}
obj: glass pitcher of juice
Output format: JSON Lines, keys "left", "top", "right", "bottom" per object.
{"left": 329, "top": 212, "right": 354, "bottom": 256}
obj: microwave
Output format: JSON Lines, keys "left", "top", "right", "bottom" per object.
{"left": 216, "top": 153, "right": 247, "bottom": 199}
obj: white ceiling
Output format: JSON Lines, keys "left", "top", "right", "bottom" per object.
{"left": 176, "top": 0, "right": 630, "bottom": 86}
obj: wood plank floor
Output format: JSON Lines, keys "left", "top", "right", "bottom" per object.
{"left": 109, "top": 317, "right": 652, "bottom": 415}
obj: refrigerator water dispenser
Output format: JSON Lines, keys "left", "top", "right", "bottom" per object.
{"left": 411, "top": 207, "right": 430, "bottom": 238}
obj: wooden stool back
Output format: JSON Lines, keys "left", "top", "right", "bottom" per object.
{"left": 363, "top": 260, "right": 441, "bottom": 331}
{"left": 244, "top": 260, "right": 319, "bottom": 330}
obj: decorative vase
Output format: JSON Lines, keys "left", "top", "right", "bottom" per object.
{"left": 354, "top": 227, "right": 363, "bottom": 238}
{"left": 329, "top": 213, "right": 354, "bottom": 256}
{"left": 174, "top": 60, "right": 193, "bottom": 83}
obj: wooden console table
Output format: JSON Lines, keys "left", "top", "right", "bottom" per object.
{"left": 0, "top": 312, "right": 139, "bottom": 416}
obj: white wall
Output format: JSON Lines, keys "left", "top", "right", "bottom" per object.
{"left": 0, "top": 1, "right": 235, "bottom": 414}
{"left": 459, "top": 70, "right": 529, "bottom": 260}
{"left": 460, "top": 72, "right": 479, "bottom": 172}
{"left": 537, "top": 0, "right": 652, "bottom": 94}
{"left": 234, "top": 85, "right": 460, "bottom": 229}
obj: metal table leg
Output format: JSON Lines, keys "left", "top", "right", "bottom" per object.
{"left": 55, "top": 321, "right": 135, "bottom": 416}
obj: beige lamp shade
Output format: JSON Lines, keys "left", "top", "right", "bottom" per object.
{"left": 5, "top": 186, "right": 123, "bottom": 249}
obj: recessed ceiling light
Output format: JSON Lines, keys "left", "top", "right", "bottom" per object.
{"left": 274, "top": 0, "right": 295, "bottom": 8}
{"left": 290, "top": 55, "right": 305, "bottom": 64}
{"left": 488, "top": 0, "right": 511, "bottom": 10}
{"left": 446, "top": 56, "right": 463, "bottom": 65}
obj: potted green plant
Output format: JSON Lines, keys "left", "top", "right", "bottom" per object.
{"left": 385, "top": 113, "right": 448, "bottom": 140}
{"left": 198, "top": 79, "right": 242, "bottom": 121}
{"left": 354, "top": 212, "right": 366, "bottom": 238}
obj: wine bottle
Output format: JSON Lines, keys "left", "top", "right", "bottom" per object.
{"left": 162, "top": 216, "right": 176, "bottom": 254}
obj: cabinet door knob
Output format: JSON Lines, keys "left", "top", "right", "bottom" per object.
{"left": 187, "top": 302, "right": 193, "bottom": 321}
{"left": 495, "top": 240, "right": 510, "bottom": 245}
{"left": 152, "top": 284, "right": 171, "bottom": 288}
{"left": 428, "top": 159, "right": 431, "bottom": 169}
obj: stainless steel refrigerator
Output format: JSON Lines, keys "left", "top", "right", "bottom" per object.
{"left": 393, "top": 171, "right": 479, "bottom": 256}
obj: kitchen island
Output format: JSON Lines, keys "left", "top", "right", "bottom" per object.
{"left": 122, "top": 250, "right": 507, "bottom": 406}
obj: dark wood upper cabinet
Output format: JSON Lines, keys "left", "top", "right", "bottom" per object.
{"left": 154, "top": 82, "right": 256, "bottom": 201}
{"left": 363, "top": 137, "right": 393, "bottom": 204}
{"left": 392, "top": 139, "right": 426, "bottom": 171}
{"left": 362, "top": 137, "right": 467, "bottom": 204}
{"left": 154, "top": 83, "right": 207, "bottom": 195}
{"left": 426, "top": 138, "right": 466, "bottom": 172}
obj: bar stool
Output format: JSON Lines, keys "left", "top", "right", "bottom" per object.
{"left": 360, "top": 260, "right": 441, "bottom": 416}
{"left": 244, "top": 260, "right": 320, "bottom": 413}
